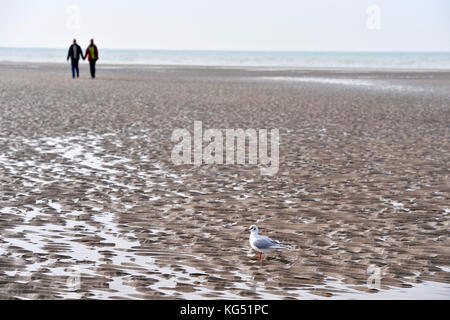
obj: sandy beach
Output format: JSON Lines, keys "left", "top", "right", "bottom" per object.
{"left": 0, "top": 62, "right": 449, "bottom": 299}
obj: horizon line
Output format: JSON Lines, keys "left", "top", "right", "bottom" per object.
{"left": 1, "top": 46, "right": 450, "bottom": 54}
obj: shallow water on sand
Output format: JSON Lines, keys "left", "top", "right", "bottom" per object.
{"left": 0, "top": 132, "right": 448, "bottom": 299}
{"left": 0, "top": 65, "right": 449, "bottom": 299}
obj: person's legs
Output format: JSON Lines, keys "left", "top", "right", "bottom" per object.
{"left": 89, "top": 61, "right": 93, "bottom": 78}
{"left": 89, "top": 60, "right": 96, "bottom": 78}
{"left": 74, "top": 59, "right": 79, "bottom": 78}
{"left": 72, "top": 59, "right": 80, "bottom": 78}
{"left": 71, "top": 59, "right": 75, "bottom": 78}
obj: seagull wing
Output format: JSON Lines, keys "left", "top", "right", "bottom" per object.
{"left": 253, "top": 236, "right": 284, "bottom": 249}
{"left": 253, "top": 236, "right": 290, "bottom": 249}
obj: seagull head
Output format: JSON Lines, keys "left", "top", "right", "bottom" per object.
{"left": 245, "top": 225, "right": 259, "bottom": 234}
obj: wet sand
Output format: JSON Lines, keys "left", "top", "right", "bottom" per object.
{"left": 0, "top": 62, "right": 449, "bottom": 299}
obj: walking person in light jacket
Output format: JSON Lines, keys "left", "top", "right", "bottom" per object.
{"left": 84, "top": 39, "right": 99, "bottom": 79}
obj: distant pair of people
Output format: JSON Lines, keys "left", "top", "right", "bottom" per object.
{"left": 67, "top": 39, "right": 99, "bottom": 79}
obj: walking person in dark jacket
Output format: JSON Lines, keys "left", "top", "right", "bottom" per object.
{"left": 84, "top": 39, "right": 99, "bottom": 79}
{"left": 66, "top": 39, "right": 84, "bottom": 78}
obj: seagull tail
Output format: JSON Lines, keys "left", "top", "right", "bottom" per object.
{"left": 275, "top": 243, "right": 292, "bottom": 250}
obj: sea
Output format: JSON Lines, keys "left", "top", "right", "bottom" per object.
{"left": 0, "top": 47, "right": 449, "bottom": 70}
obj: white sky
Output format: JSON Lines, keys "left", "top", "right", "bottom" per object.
{"left": 0, "top": 0, "right": 449, "bottom": 51}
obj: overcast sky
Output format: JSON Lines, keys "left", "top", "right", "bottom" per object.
{"left": 1, "top": 0, "right": 449, "bottom": 51}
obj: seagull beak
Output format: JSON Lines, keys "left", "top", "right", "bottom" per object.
{"left": 245, "top": 228, "right": 249, "bottom": 232}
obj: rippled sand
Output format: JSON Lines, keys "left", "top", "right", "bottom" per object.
{"left": 0, "top": 63, "right": 449, "bottom": 299}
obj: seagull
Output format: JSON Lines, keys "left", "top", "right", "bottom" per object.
{"left": 245, "top": 225, "right": 290, "bottom": 260}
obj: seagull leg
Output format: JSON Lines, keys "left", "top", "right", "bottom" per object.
{"left": 259, "top": 252, "right": 262, "bottom": 260}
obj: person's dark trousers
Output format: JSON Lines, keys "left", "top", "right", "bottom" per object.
{"left": 89, "top": 60, "right": 96, "bottom": 78}
{"left": 71, "top": 58, "right": 79, "bottom": 78}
